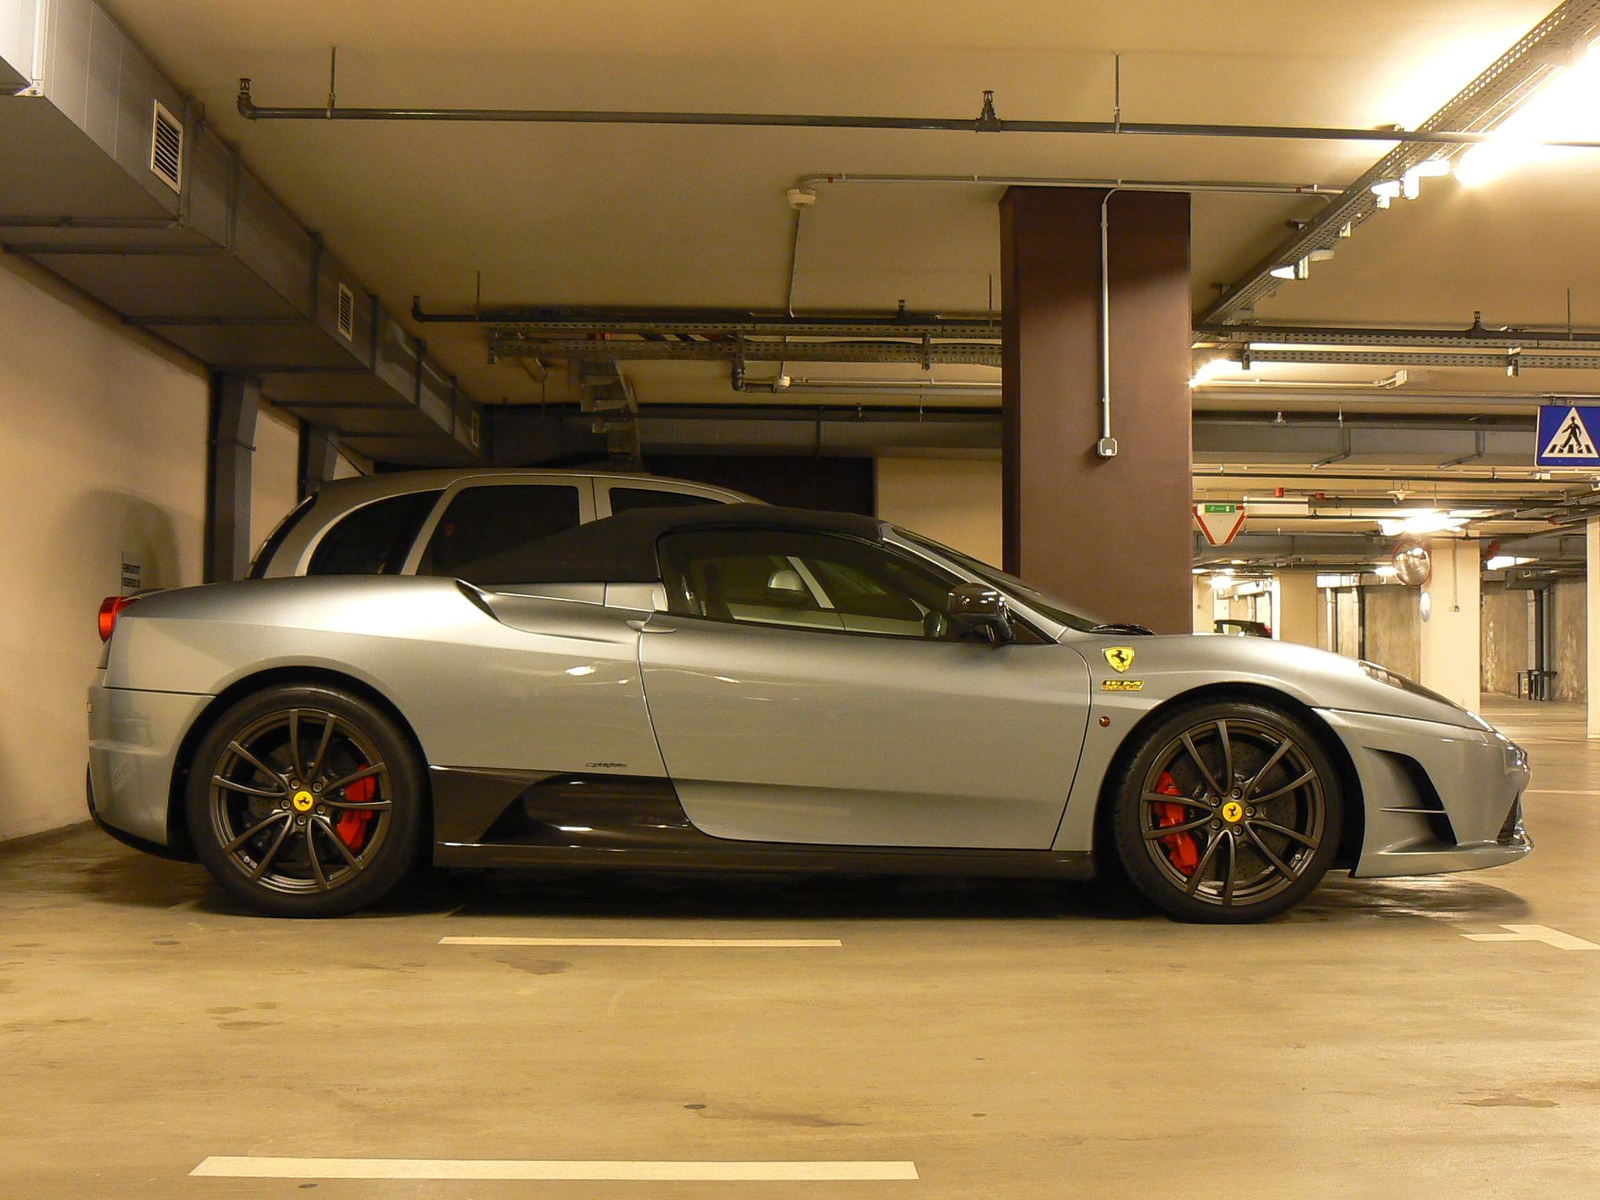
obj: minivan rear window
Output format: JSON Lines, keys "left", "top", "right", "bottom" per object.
{"left": 247, "top": 495, "right": 316, "bottom": 579}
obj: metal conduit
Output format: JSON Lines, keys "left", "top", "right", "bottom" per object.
{"left": 234, "top": 81, "right": 1600, "bottom": 149}
{"left": 796, "top": 173, "right": 1341, "bottom": 197}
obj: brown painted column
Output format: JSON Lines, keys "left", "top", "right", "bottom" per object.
{"left": 999, "top": 187, "right": 1193, "bottom": 633}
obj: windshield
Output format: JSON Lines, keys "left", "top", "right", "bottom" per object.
{"left": 894, "top": 529, "right": 1102, "bottom": 632}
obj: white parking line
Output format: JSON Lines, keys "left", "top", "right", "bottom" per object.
{"left": 439, "top": 936, "right": 842, "bottom": 948}
{"left": 1523, "top": 788, "right": 1600, "bottom": 796}
{"left": 190, "top": 1157, "right": 917, "bottom": 1181}
{"left": 1461, "top": 924, "right": 1600, "bottom": 951}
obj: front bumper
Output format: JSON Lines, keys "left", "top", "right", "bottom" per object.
{"left": 1318, "top": 708, "right": 1532, "bottom": 878}
{"left": 87, "top": 675, "right": 212, "bottom": 848}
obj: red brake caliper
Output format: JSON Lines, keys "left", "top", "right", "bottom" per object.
{"left": 1153, "top": 770, "right": 1200, "bottom": 876}
{"left": 335, "top": 773, "right": 376, "bottom": 852}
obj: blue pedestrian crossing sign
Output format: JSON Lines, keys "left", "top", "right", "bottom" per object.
{"left": 1536, "top": 405, "right": 1600, "bottom": 466}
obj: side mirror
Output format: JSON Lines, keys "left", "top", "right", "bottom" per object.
{"left": 947, "top": 581, "right": 1016, "bottom": 644}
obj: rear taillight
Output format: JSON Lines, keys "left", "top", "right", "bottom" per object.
{"left": 98, "top": 595, "right": 137, "bottom": 642}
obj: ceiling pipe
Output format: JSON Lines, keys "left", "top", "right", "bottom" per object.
{"left": 236, "top": 80, "right": 1600, "bottom": 149}
{"left": 797, "top": 172, "right": 1341, "bottom": 199}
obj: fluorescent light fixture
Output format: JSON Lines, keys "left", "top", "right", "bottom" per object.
{"left": 1373, "top": 564, "right": 1399, "bottom": 578}
{"left": 1268, "top": 257, "right": 1310, "bottom": 281}
{"left": 1188, "top": 356, "right": 1241, "bottom": 387}
{"left": 1456, "top": 44, "right": 1600, "bottom": 186}
{"left": 1485, "top": 555, "right": 1535, "bottom": 571}
{"left": 1378, "top": 511, "right": 1469, "bottom": 537}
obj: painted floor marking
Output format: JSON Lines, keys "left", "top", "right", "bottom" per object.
{"left": 1523, "top": 788, "right": 1600, "bottom": 796}
{"left": 190, "top": 1157, "right": 917, "bottom": 1181}
{"left": 439, "top": 935, "right": 842, "bottom": 948}
{"left": 1460, "top": 924, "right": 1600, "bottom": 951}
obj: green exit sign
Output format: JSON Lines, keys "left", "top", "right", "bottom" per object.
{"left": 1201, "top": 503, "right": 1238, "bottom": 514}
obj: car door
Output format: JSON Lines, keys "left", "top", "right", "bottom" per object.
{"left": 637, "top": 527, "right": 1091, "bottom": 850}
{"left": 402, "top": 475, "right": 599, "bottom": 599}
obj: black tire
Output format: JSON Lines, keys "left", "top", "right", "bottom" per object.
{"left": 185, "top": 684, "right": 427, "bottom": 917}
{"left": 1109, "top": 699, "right": 1342, "bottom": 923}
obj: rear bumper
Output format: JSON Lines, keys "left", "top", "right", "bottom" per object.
{"left": 1317, "top": 708, "right": 1532, "bottom": 878}
{"left": 87, "top": 676, "right": 211, "bottom": 849}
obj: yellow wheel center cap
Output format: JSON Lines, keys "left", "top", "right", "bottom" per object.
{"left": 1222, "top": 800, "right": 1243, "bottom": 823}
{"left": 291, "top": 790, "right": 315, "bottom": 813}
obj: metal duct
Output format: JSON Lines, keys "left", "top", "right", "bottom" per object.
{"left": 0, "top": 0, "right": 482, "bottom": 465}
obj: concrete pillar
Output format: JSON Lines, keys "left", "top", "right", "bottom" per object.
{"left": 999, "top": 188, "right": 1192, "bottom": 633}
{"left": 1418, "top": 538, "right": 1481, "bottom": 711}
{"left": 1586, "top": 518, "right": 1600, "bottom": 735}
{"left": 204, "top": 374, "right": 260, "bottom": 583}
{"left": 1277, "top": 571, "right": 1319, "bottom": 647}
{"left": 299, "top": 424, "right": 342, "bottom": 501}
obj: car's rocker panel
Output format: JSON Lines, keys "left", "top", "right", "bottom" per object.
{"left": 430, "top": 765, "right": 1095, "bottom": 878}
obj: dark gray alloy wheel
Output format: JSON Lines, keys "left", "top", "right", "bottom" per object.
{"left": 186, "top": 684, "right": 426, "bottom": 917}
{"left": 1110, "top": 700, "right": 1343, "bottom": 923}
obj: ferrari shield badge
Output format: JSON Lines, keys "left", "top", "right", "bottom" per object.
{"left": 1103, "top": 646, "right": 1136, "bottom": 673}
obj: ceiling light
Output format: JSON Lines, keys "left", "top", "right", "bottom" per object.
{"left": 1370, "top": 179, "right": 1402, "bottom": 208}
{"left": 1188, "top": 356, "right": 1241, "bottom": 387}
{"left": 1456, "top": 44, "right": 1600, "bottom": 186}
{"left": 1485, "top": 555, "right": 1535, "bottom": 571}
{"left": 1378, "top": 511, "right": 1469, "bottom": 537}
{"left": 1268, "top": 257, "right": 1310, "bottom": 281}
{"left": 1373, "top": 564, "right": 1399, "bottom": 578}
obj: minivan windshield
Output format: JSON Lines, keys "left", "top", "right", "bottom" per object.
{"left": 893, "top": 529, "right": 1102, "bottom": 632}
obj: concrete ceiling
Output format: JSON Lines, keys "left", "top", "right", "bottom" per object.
{"left": 92, "top": 0, "right": 1600, "bottom": 417}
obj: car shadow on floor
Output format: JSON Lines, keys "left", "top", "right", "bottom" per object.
{"left": 50, "top": 826, "right": 1531, "bottom": 927}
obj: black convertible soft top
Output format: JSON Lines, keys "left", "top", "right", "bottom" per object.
{"left": 463, "top": 503, "right": 886, "bottom": 586}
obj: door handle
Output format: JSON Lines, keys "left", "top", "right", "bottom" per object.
{"left": 627, "top": 619, "right": 676, "bottom": 633}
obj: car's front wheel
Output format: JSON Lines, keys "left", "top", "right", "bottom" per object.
{"left": 1109, "top": 700, "right": 1343, "bottom": 923}
{"left": 185, "top": 684, "right": 426, "bottom": 917}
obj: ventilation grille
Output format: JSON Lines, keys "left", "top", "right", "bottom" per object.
{"left": 336, "top": 283, "right": 355, "bottom": 341}
{"left": 149, "top": 101, "right": 183, "bottom": 192}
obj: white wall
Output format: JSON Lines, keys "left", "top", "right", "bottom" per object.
{"left": 0, "top": 256, "right": 211, "bottom": 839}
{"left": 875, "top": 456, "right": 1002, "bottom": 565}
{"left": 250, "top": 398, "right": 301, "bottom": 560}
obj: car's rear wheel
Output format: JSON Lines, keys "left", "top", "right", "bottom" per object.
{"left": 185, "top": 684, "right": 426, "bottom": 917}
{"left": 1109, "top": 700, "right": 1342, "bottom": 923}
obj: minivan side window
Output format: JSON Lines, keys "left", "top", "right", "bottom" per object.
{"left": 608, "top": 487, "right": 722, "bottom": 515}
{"left": 306, "top": 491, "right": 443, "bottom": 575}
{"left": 417, "top": 484, "right": 582, "bottom": 582}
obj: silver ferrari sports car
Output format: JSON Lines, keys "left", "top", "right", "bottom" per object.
{"left": 88, "top": 502, "right": 1531, "bottom": 923}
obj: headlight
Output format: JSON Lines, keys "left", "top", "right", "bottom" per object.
{"left": 1358, "top": 660, "right": 1491, "bottom": 728}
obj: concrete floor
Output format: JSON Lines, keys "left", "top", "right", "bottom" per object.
{"left": 2, "top": 694, "right": 1598, "bottom": 1198}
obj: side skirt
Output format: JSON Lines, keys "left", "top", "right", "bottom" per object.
{"left": 429, "top": 766, "right": 1094, "bottom": 880}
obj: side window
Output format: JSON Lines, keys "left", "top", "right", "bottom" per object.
{"left": 418, "top": 484, "right": 582, "bottom": 582}
{"left": 657, "top": 529, "right": 964, "bottom": 639}
{"left": 608, "top": 487, "right": 722, "bottom": 515}
{"left": 306, "top": 491, "right": 442, "bottom": 576}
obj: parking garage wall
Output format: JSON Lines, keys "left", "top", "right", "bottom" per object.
{"left": 1480, "top": 588, "right": 1529, "bottom": 697}
{"left": 1551, "top": 578, "right": 1586, "bottom": 702}
{"left": 875, "top": 457, "right": 1002, "bottom": 565}
{"left": 0, "top": 258, "right": 305, "bottom": 840}
{"left": 1361, "top": 586, "right": 1420, "bottom": 680}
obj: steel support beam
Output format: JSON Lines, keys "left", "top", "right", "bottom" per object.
{"left": 488, "top": 335, "right": 1001, "bottom": 367}
{"left": 1201, "top": 0, "right": 1600, "bottom": 324}
{"left": 205, "top": 374, "right": 260, "bottom": 583}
